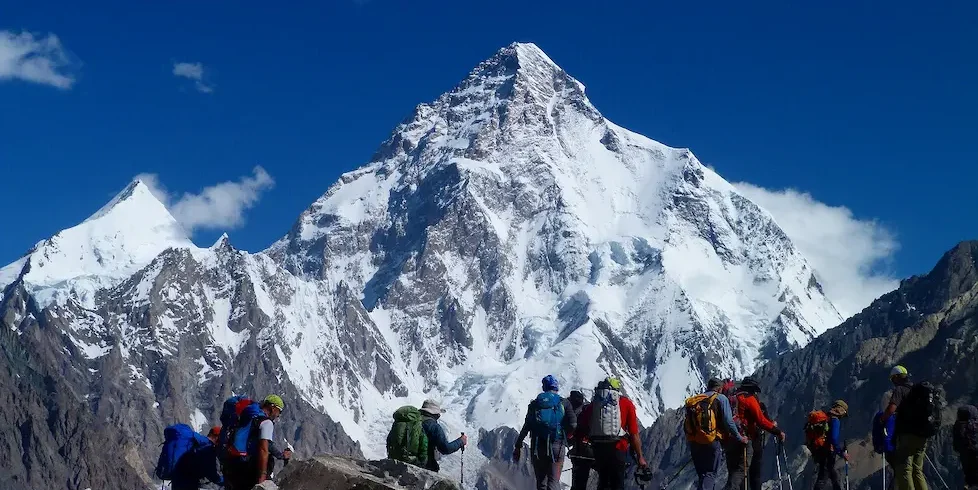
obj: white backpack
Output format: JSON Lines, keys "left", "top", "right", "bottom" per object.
{"left": 589, "top": 388, "right": 626, "bottom": 441}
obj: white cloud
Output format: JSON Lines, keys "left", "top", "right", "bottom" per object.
{"left": 0, "top": 30, "right": 75, "bottom": 89}
{"left": 172, "top": 61, "right": 214, "bottom": 93}
{"left": 734, "top": 182, "right": 900, "bottom": 318}
{"left": 137, "top": 167, "right": 274, "bottom": 234}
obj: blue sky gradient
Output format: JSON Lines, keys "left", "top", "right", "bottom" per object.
{"left": 1, "top": 0, "right": 975, "bottom": 287}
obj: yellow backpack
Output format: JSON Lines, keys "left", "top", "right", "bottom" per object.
{"left": 684, "top": 393, "right": 720, "bottom": 444}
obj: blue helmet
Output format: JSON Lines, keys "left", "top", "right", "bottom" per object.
{"left": 542, "top": 375, "right": 559, "bottom": 392}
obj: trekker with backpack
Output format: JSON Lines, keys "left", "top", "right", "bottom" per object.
{"left": 568, "top": 389, "right": 595, "bottom": 490}
{"left": 387, "top": 404, "right": 429, "bottom": 467}
{"left": 684, "top": 378, "right": 749, "bottom": 490}
{"left": 420, "top": 399, "right": 467, "bottom": 473}
{"left": 514, "top": 375, "right": 578, "bottom": 490}
{"left": 881, "top": 366, "right": 942, "bottom": 490}
{"left": 723, "top": 377, "right": 786, "bottom": 490}
{"left": 574, "top": 377, "right": 648, "bottom": 490}
{"left": 805, "top": 400, "right": 850, "bottom": 490}
{"left": 154, "top": 424, "right": 224, "bottom": 490}
{"left": 224, "top": 395, "right": 285, "bottom": 489}
{"left": 952, "top": 405, "right": 978, "bottom": 489}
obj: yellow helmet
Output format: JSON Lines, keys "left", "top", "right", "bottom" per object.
{"left": 890, "top": 365, "right": 909, "bottom": 379}
{"left": 263, "top": 394, "right": 285, "bottom": 411}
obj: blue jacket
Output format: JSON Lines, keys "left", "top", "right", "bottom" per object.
{"left": 827, "top": 417, "right": 844, "bottom": 456}
{"left": 705, "top": 391, "right": 740, "bottom": 438}
{"left": 172, "top": 442, "right": 223, "bottom": 488}
{"left": 422, "top": 416, "right": 464, "bottom": 472}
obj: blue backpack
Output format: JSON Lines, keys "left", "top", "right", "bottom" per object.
{"left": 155, "top": 424, "right": 212, "bottom": 481}
{"left": 872, "top": 411, "right": 897, "bottom": 454}
{"left": 227, "top": 401, "right": 267, "bottom": 461}
{"left": 218, "top": 395, "right": 251, "bottom": 461}
{"left": 531, "top": 392, "right": 565, "bottom": 445}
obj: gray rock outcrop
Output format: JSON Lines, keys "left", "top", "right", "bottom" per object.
{"left": 272, "top": 456, "right": 460, "bottom": 490}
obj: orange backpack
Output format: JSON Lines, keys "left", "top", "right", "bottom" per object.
{"left": 805, "top": 410, "right": 830, "bottom": 450}
{"left": 684, "top": 393, "right": 721, "bottom": 444}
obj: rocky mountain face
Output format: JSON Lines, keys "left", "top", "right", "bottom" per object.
{"left": 1, "top": 42, "right": 848, "bottom": 489}
{"left": 0, "top": 183, "right": 361, "bottom": 490}
{"left": 637, "top": 241, "right": 978, "bottom": 490}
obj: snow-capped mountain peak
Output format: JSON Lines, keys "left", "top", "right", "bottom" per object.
{"left": 266, "top": 42, "right": 844, "bottom": 457}
{"left": 0, "top": 179, "right": 193, "bottom": 307}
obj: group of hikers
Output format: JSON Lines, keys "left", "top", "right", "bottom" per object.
{"left": 154, "top": 394, "right": 292, "bottom": 490}
{"left": 683, "top": 365, "right": 977, "bottom": 490}
{"left": 386, "top": 366, "right": 977, "bottom": 490}
{"left": 154, "top": 365, "right": 978, "bottom": 490}
{"left": 387, "top": 375, "right": 649, "bottom": 490}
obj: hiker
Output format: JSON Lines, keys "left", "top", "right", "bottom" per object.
{"left": 568, "top": 389, "right": 594, "bottom": 490}
{"left": 881, "top": 366, "right": 941, "bottom": 490}
{"left": 748, "top": 402, "right": 771, "bottom": 490}
{"left": 513, "top": 375, "right": 578, "bottom": 490}
{"left": 574, "top": 377, "right": 648, "bottom": 490}
{"left": 420, "top": 399, "right": 467, "bottom": 473}
{"left": 806, "top": 400, "right": 850, "bottom": 490}
{"left": 685, "top": 378, "right": 748, "bottom": 490}
{"left": 723, "top": 377, "right": 785, "bottom": 490}
{"left": 224, "top": 395, "right": 285, "bottom": 489}
{"left": 953, "top": 405, "right": 978, "bottom": 489}
{"left": 155, "top": 424, "right": 224, "bottom": 490}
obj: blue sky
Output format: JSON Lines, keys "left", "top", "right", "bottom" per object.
{"left": 1, "top": 1, "right": 975, "bottom": 311}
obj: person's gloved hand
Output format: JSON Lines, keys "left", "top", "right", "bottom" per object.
{"left": 512, "top": 446, "right": 521, "bottom": 462}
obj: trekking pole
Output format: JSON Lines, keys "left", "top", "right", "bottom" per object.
{"left": 924, "top": 454, "right": 950, "bottom": 490}
{"left": 744, "top": 445, "right": 749, "bottom": 490}
{"left": 780, "top": 442, "right": 795, "bottom": 490}
{"left": 660, "top": 458, "right": 692, "bottom": 489}
{"left": 773, "top": 439, "right": 784, "bottom": 490}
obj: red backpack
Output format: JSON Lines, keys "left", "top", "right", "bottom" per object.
{"left": 805, "top": 410, "right": 831, "bottom": 450}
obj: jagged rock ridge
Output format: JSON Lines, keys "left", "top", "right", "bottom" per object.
{"left": 637, "top": 241, "right": 978, "bottom": 490}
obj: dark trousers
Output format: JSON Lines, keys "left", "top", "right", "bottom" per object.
{"left": 960, "top": 451, "right": 978, "bottom": 487}
{"left": 225, "top": 459, "right": 258, "bottom": 490}
{"left": 593, "top": 443, "right": 628, "bottom": 490}
{"left": 170, "top": 482, "right": 201, "bottom": 490}
{"left": 814, "top": 451, "right": 843, "bottom": 490}
{"left": 749, "top": 438, "right": 765, "bottom": 490}
{"left": 691, "top": 441, "right": 723, "bottom": 490}
{"left": 570, "top": 455, "right": 593, "bottom": 490}
{"left": 723, "top": 440, "right": 751, "bottom": 490}
{"left": 531, "top": 441, "right": 566, "bottom": 490}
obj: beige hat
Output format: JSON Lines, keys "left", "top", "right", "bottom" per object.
{"left": 420, "top": 399, "right": 442, "bottom": 416}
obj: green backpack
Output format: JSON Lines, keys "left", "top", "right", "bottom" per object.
{"left": 386, "top": 406, "right": 429, "bottom": 466}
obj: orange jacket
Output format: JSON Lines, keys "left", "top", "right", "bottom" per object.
{"left": 732, "top": 393, "right": 778, "bottom": 438}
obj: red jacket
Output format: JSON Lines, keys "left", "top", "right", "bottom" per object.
{"left": 732, "top": 393, "right": 778, "bottom": 439}
{"left": 575, "top": 396, "right": 640, "bottom": 452}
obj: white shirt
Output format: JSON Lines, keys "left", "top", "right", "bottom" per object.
{"left": 259, "top": 419, "right": 274, "bottom": 441}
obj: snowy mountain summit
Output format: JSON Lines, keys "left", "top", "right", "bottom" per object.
{"left": 0, "top": 42, "right": 842, "bottom": 487}
{"left": 267, "top": 41, "right": 842, "bottom": 425}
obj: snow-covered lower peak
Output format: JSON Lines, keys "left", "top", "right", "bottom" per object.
{"left": 0, "top": 180, "right": 193, "bottom": 307}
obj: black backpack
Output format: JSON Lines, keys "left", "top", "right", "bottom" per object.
{"left": 952, "top": 405, "right": 978, "bottom": 454}
{"left": 897, "top": 381, "right": 943, "bottom": 438}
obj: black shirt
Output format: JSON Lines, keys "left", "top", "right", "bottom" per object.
{"left": 890, "top": 382, "right": 913, "bottom": 409}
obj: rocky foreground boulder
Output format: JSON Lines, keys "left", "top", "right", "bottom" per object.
{"left": 259, "top": 455, "right": 461, "bottom": 490}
